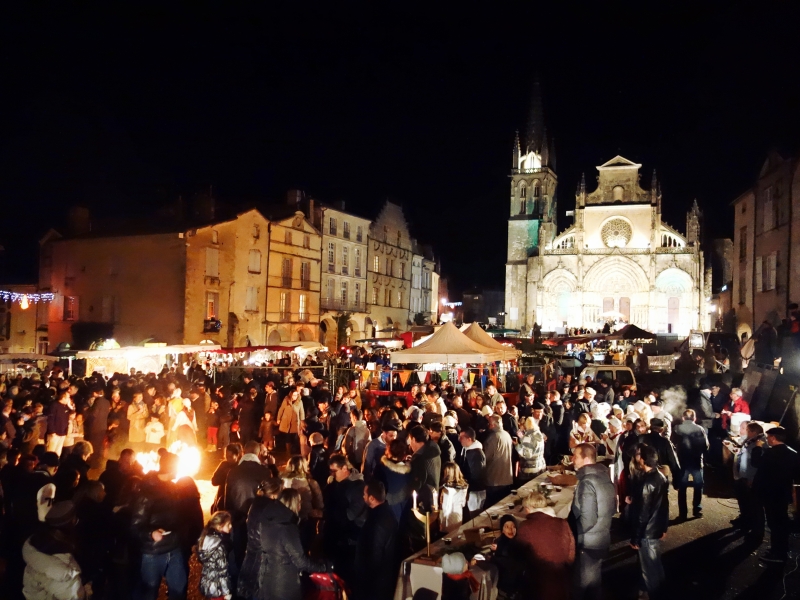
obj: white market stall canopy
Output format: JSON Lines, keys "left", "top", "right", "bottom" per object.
{"left": 0, "top": 353, "right": 55, "bottom": 362}
{"left": 390, "top": 321, "right": 505, "bottom": 364}
{"left": 461, "top": 323, "right": 521, "bottom": 361}
{"left": 76, "top": 344, "right": 221, "bottom": 375}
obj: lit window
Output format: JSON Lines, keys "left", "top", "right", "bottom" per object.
{"left": 205, "top": 292, "right": 219, "bottom": 320}
{"left": 373, "top": 255, "right": 379, "bottom": 272}
{"left": 299, "top": 294, "right": 307, "bottom": 322}
{"left": 372, "top": 287, "right": 379, "bottom": 305}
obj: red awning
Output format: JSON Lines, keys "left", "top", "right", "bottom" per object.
{"left": 541, "top": 334, "right": 606, "bottom": 347}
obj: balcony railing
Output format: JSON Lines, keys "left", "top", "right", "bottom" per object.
{"left": 266, "top": 311, "right": 320, "bottom": 324}
{"left": 267, "top": 276, "right": 320, "bottom": 292}
{"left": 511, "top": 167, "right": 546, "bottom": 174}
{"left": 320, "top": 297, "right": 367, "bottom": 313}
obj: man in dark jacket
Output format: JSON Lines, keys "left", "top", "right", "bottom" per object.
{"left": 751, "top": 426, "right": 800, "bottom": 563}
{"left": 45, "top": 390, "right": 72, "bottom": 456}
{"left": 85, "top": 387, "right": 110, "bottom": 469}
{"left": 571, "top": 443, "right": 616, "bottom": 600}
{"left": 408, "top": 426, "right": 441, "bottom": 510}
{"left": 324, "top": 453, "right": 367, "bottom": 581}
{"left": 354, "top": 481, "right": 399, "bottom": 600}
{"left": 130, "top": 452, "right": 188, "bottom": 600}
{"left": 639, "top": 418, "right": 680, "bottom": 487}
{"left": 630, "top": 444, "right": 669, "bottom": 600}
{"left": 225, "top": 440, "right": 275, "bottom": 568}
{"left": 671, "top": 409, "right": 709, "bottom": 519}
{"left": 458, "top": 427, "right": 486, "bottom": 516}
{"left": 428, "top": 422, "right": 456, "bottom": 464}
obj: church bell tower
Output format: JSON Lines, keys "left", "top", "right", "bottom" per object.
{"left": 505, "top": 78, "right": 558, "bottom": 332}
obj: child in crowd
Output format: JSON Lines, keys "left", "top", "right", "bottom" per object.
{"left": 143, "top": 415, "right": 165, "bottom": 450}
{"left": 259, "top": 412, "right": 275, "bottom": 451}
{"left": 207, "top": 400, "right": 221, "bottom": 452}
{"left": 64, "top": 412, "right": 84, "bottom": 454}
{"left": 197, "top": 511, "right": 233, "bottom": 600}
{"left": 491, "top": 514, "right": 524, "bottom": 597}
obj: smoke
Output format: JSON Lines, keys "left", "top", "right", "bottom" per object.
{"left": 660, "top": 385, "right": 688, "bottom": 418}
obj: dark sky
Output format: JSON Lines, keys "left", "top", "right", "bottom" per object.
{"left": 2, "top": 2, "right": 799, "bottom": 295}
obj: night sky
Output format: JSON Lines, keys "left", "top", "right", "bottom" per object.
{"left": 2, "top": 2, "right": 799, "bottom": 295}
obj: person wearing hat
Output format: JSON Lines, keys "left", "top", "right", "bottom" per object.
{"left": 639, "top": 419, "right": 681, "bottom": 490}
{"left": 22, "top": 501, "right": 86, "bottom": 600}
{"left": 362, "top": 419, "right": 399, "bottom": 481}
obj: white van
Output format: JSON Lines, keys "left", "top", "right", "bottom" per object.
{"left": 579, "top": 365, "right": 637, "bottom": 389}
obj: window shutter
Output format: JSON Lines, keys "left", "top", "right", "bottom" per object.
{"left": 768, "top": 252, "right": 777, "bottom": 291}
{"left": 206, "top": 248, "right": 219, "bottom": 277}
{"left": 755, "top": 257, "right": 763, "bottom": 292}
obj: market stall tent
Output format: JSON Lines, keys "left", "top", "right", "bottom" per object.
{"left": 605, "top": 324, "right": 657, "bottom": 341}
{"left": 390, "top": 321, "right": 505, "bottom": 364}
{"left": 461, "top": 323, "right": 521, "bottom": 361}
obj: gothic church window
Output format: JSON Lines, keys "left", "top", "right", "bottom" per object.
{"left": 533, "top": 181, "right": 541, "bottom": 198}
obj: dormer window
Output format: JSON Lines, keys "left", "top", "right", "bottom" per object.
{"left": 612, "top": 186, "right": 624, "bottom": 202}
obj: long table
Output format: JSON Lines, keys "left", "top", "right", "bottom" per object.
{"left": 393, "top": 469, "right": 577, "bottom": 600}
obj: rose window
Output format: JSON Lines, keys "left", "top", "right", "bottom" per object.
{"left": 601, "top": 218, "right": 632, "bottom": 248}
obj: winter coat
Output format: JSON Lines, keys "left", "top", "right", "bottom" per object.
{"left": 353, "top": 502, "right": 399, "bottom": 600}
{"left": 46, "top": 403, "right": 71, "bottom": 437}
{"left": 22, "top": 532, "right": 86, "bottom": 600}
{"left": 515, "top": 430, "right": 545, "bottom": 480}
{"left": 324, "top": 471, "right": 367, "bottom": 545}
{"left": 516, "top": 511, "right": 575, "bottom": 600}
{"left": 197, "top": 529, "right": 233, "bottom": 599}
{"left": 571, "top": 463, "right": 616, "bottom": 550}
{"left": 630, "top": 469, "right": 669, "bottom": 544}
{"left": 282, "top": 476, "right": 324, "bottom": 520}
{"left": 362, "top": 435, "right": 387, "bottom": 480}
{"left": 483, "top": 428, "right": 513, "bottom": 487}
{"left": 458, "top": 440, "right": 486, "bottom": 491}
{"left": 277, "top": 398, "right": 304, "bottom": 435}
{"left": 378, "top": 456, "right": 411, "bottom": 522}
{"left": 410, "top": 440, "right": 441, "bottom": 507}
{"left": 639, "top": 432, "right": 680, "bottom": 481}
{"left": 130, "top": 472, "right": 183, "bottom": 555}
{"left": 308, "top": 445, "right": 329, "bottom": 489}
{"left": 437, "top": 434, "right": 457, "bottom": 464}
{"left": 752, "top": 443, "right": 800, "bottom": 504}
{"left": 210, "top": 459, "right": 236, "bottom": 512}
{"left": 258, "top": 503, "right": 329, "bottom": 600}
{"left": 343, "top": 420, "right": 371, "bottom": 469}
{"left": 672, "top": 419, "right": 709, "bottom": 471}
{"left": 126, "top": 401, "right": 149, "bottom": 444}
{"left": 237, "top": 497, "right": 276, "bottom": 600}
{"left": 225, "top": 456, "right": 274, "bottom": 523}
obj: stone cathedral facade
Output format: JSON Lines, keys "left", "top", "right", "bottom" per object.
{"left": 504, "top": 104, "right": 705, "bottom": 335}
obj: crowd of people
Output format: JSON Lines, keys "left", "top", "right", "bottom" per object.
{"left": 0, "top": 361, "right": 797, "bottom": 600}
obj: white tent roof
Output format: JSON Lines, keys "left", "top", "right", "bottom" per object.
{"left": 76, "top": 344, "right": 220, "bottom": 359}
{"left": 462, "top": 323, "right": 521, "bottom": 361}
{"left": 390, "top": 321, "right": 504, "bottom": 364}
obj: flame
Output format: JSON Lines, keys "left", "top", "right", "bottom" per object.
{"left": 20, "top": 295, "right": 29, "bottom": 310}
{"left": 136, "top": 441, "right": 201, "bottom": 480}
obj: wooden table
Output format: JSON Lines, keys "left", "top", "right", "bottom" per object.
{"left": 393, "top": 469, "right": 578, "bottom": 600}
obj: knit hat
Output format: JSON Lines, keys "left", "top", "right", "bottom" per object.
{"left": 45, "top": 501, "right": 76, "bottom": 528}
{"left": 584, "top": 387, "right": 597, "bottom": 397}
{"left": 499, "top": 514, "right": 517, "bottom": 530}
{"left": 442, "top": 552, "right": 468, "bottom": 574}
{"left": 480, "top": 405, "right": 493, "bottom": 417}
{"left": 609, "top": 417, "right": 623, "bottom": 430}
{"left": 40, "top": 452, "right": 60, "bottom": 468}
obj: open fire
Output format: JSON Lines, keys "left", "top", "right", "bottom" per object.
{"left": 136, "top": 441, "right": 201, "bottom": 479}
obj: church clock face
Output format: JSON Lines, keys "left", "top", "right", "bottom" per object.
{"left": 601, "top": 218, "right": 633, "bottom": 248}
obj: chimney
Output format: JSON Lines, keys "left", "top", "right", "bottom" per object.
{"left": 67, "top": 206, "right": 91, "bottom": 236}
{"left": 308, "top": 198, "right": 315, "bottom": 227}
{"left": 286, "top": 189, "right": 303, "bottom": 207}
{"left": 193, "top": 193, "right": 215, "bottom": 223}
{"left": 339, "top": 200, "right": 346, "bottom": 211}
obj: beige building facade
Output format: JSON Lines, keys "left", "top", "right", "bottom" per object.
{"left": 264, "top": 211, "right": 322, "bottom": 345}
{"left": 314, "top": 204, "right": 370, "bottom": 347}
{"left": 367, "top": 202, "right": 413, "bottom": 337}
{"left": 0, "top": 285, "right": 45, "bottom": 354}
{"left": 732, "top": 152, "right": 800, "bottom": 338}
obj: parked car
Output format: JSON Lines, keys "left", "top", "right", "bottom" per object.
{"left": 579, "top": 365, "right": 637, "bottom": 389}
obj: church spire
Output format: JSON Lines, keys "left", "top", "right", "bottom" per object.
{"left": 512, "top": 130, "right": 520, "bottom": 169}
{"left": 549, "top": 136, "right": 556, "bottom": 171}
{"left": 650, "top": 169, "right": 658, "bottom": 204}
{"left": 540, "top": 127, "right": 549, "bottom": 166}
{"left": 525, "top": 75, "right": 545, "bottom": 153}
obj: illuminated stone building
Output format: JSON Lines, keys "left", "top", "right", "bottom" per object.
{"left": 504, "top": 86, "right": 705, "bottom": 335}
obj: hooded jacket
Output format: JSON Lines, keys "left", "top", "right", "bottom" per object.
{"left": 22, "top": 531, "right": 85, "bottom": 600}
{"left": 257, "top": 501, "right": 329, "bottom": 600}
{"left": 458, "top": 440, "right": 486, "bottom": 491}
{"left": 483, "top": 426, "right": 513, "bottom": 487}
{"left": 571, "top": 463, "right": 616, "bottom": 550}
{"left": 378, "top": 456, "right": 412, "bottom": 509}
{"left": 197, "top": 529, "right": 232, "bottom": 599}
{"left": 343, "top": 419, "right": 371, "bottom": 468}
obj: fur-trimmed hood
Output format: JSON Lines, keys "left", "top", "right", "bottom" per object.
{"left": 380, "top": 456, "right": 411, "bottom": 474}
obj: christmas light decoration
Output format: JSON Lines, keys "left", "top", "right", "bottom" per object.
{"left": 0, "top": 291, "right": 55, "bottom": 305}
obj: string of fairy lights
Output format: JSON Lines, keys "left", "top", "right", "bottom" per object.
{"left": 0, "top": 290, "right": 55, "bottom": 310}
